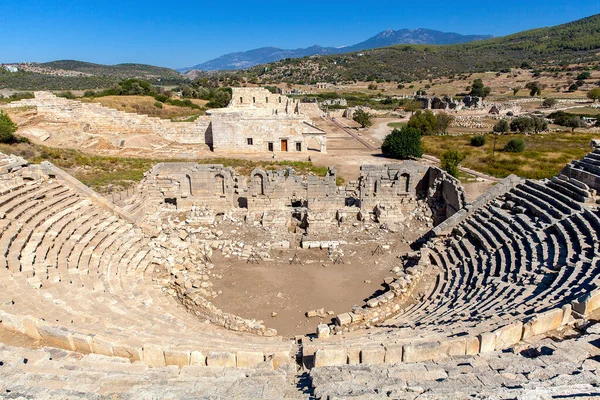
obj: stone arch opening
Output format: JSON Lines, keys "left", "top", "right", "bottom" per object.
{"left": 400, "top": 173, "right": 410, "bottom": 193}
{"left": 253, "top": 173, "right": 264, "bottom": 196}
{"left": 215, "top": 174, "right": 225, "bottom": 195}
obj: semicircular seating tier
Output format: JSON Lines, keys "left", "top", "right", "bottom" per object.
{"left": 0, "top": 154, "right": 294, "bottom": 369}
{"left": 308, "top": 145, "right": 600, "bottom": 367}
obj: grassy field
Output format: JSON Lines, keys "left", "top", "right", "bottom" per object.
{"left": 387, "top": 122, "right": 407, "bottom": 129}
{"left": 0, "top": 142, "right": 341, "bottom": 192}
{"left": 79, "top": 95, "right": 207, "bottom": 120}
{"left": 422, "top": 132, "right": 598, "bottom": 179}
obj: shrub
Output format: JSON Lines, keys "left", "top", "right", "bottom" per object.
{"left": 381, "top": 127, "right": 423, "bottom": 159}
{"left": 56, "top": 91, "right": 75, "bottom": 99}
{"left": 408, "top": 110, "right": 437, "bottom": 135}
{"left": 441, "top": 149, "right": 465, "bottom": 178}
{"left": 153, "top": 101, "right": 163, "bottom": 109}
{"left": 353, "top": 108, "right": 372, "bottom": 128}
{"left": 154, "top": 94, "right": 168, "bottom": 103}
{"left": 504, "top": 138, "right": 525, "bottom": 153}
{"left": 493, "top": 119, "right": 510, "bottom": 134}
{"left": 470, "top": 135, "right": 487, "bottom": 147}
{"left": 0, "top": 111, "right": 18, "bottom": 143}
{"left": 542, "top": 98, "right": 557, "bottom": 108}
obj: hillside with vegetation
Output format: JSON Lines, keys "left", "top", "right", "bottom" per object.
{"left": 0, "top": 61, "right": 186, "bottom": 90}
{"left": 246, "top": 14, "right": 600, "bottom": 83}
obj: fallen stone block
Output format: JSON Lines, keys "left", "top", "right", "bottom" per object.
{"left": 317, "top": 324, "right": 330, "bottom": 338}
{"left": 336, "top": 313, "right": 352, "bottom": 326}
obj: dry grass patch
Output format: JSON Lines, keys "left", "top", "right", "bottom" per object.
{"left": 422, "top": 131, "right": 597, "bottom": 179}
{"left": 80, "top": 95, "right": 203, "bottom": 119}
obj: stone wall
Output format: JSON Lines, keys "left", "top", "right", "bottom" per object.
{"left": 6, "top": 92, "right": 210, "bottom": 144}
{"left": 133, "top": 162, "right": 463, "bottom": 236}
{"left": 137, "top": 163, "right": 241, "bottom": 217}
{"left": 6, "top": 89, "right": 327, "bottom": 153}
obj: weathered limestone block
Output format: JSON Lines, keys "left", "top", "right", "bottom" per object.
{"left": 317, "top": 324, "right": 330, "bottom": 338}
{"left": 269, "top": 351, "right": 290, "bottom": 369}
{"left": 347, "top": 347, "right": 361, "bottom": 365}
{"left": 384, "top": 344, "right": 403, "bottom": 364}
{"left": 37, "top": 324, "right": 75, "bottom": 351}
{"left": 72, "top": 333, "right": 93, "bottom": 354}
{"left": 465, "top": 336, "right": 480, "bottom": 355}
{"left": 236, "top": 351, "right": 265, "bottom": 368}
{"left": 314, "top": 348, "right": 347, "bottom": 367}
{"left": 23, "top": 316, "right": 42, "bottom": 340}
{"left": 402, "top": 341, "right": 441, "bottom": 363}
{"left": 336, "top": 313, "right": 352, "bottom": 326}
{"left": 112, "top": 342, "right": 143, "bottom": 362}
{"left": 439, "top": 337, "right": 466, "bottom": 357}
{"left": 206, "top": 351, "right": 236, "bottom": 367}
{"left": 190, "top": 350, "right": 206, "bottom": 366}
{"left": 523, "top": 308, "right": 564, "bottom": 339}
{"left": 165, "top": 348, "right": 191, "bottom": 367}
{"left": 479, "top": 332, "right": 496, "bottom": 353}
{"left": 573, "top": 289, "right": 600, "bottom": 315}
{"left": 494, "top": 321, "right": 523, "bottom": 351}
{"left": 143, "top": 344, "right": 166, "bottom": 367}
{"left": 361, "top": 346, "right": 386, "bottom": 364}
{"left": 92, "top": 337, "right": 115, "bottom": 357}
{"left": 0, "top": 312, "right": 23, "bottom": 333}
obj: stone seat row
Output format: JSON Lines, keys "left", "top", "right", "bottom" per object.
{"left": 305, "top": 175, "right": 600, "bottom": 367}
{"left": 0, "top": 172, "right": 294, "bottom": 368}
{"left": 0, "top": 342, "right": 293, "bottom": 400}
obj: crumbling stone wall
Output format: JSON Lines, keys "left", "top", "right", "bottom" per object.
{"left": 6, "top": 92, "right": 211, "bottom": 144}
{"left": 358, "top": 162, "right": 466, "bottom": 225}
{"left": 134, "top": 162, "right": 464, "bottom": 233}
{"left": 138, "top": 163, "right": 241, "bottom": 216}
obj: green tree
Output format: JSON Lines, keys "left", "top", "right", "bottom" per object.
{"left": 587, "top": 88, "right": 600, "bottom": 102}
{"left": 436, "top": 112, "right": 454, "bottom": 135}
{"left": 568, "top": 83, "right": 579, "bottom": 92}
{"left": 510, "top": 116, "right": 535, "bottom": 133}
{"left": 504, "top": 138, "right": 526, "bottom": 153}
{"left": 0, "top": 111, "right": 18, "bottom": 143}
{"left": 381, "top": 127, "right": 423, "bottom": 159}
{"left": 566, "top": 116, "right": 586, "bottom": 132}
{"left": 441, "top": 149, "right": 465, "bottom": 178}
{"left": 577, "top": 71, "right": 591, "bottom": 80}
{"left": 408, "top": 110, "right": 437, "bottom": 136}
{"left": 532, "top": 116, "right": 548, "bottom": 133}
{"left": 353, "top": 108, "right": 373, "bottom": 128}
{"left": 493, "top": 119, "right": 510, "bottom": 134}
{"left": 525, "top": 81, "right": 544, "bottom": 96}
{"left": 403, "top": 99, "right": 423, "bottom": 115}
{"left": 512, "top": 86, "right": 521, "bottom": 96}
{"left": 469, "top": 79, "right": 491, "bottom": 98}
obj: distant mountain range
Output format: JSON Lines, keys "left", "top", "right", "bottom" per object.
{"left": 179, "top": 29, "right": 492, "bottom": 72}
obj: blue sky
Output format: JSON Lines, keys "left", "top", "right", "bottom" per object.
{"left": 1, "top": 1, "right": 599, "bottom": 69}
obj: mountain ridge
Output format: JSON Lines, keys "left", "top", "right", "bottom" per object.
{"left": 180, "top": 28, "right": 492, "bottom": 72}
